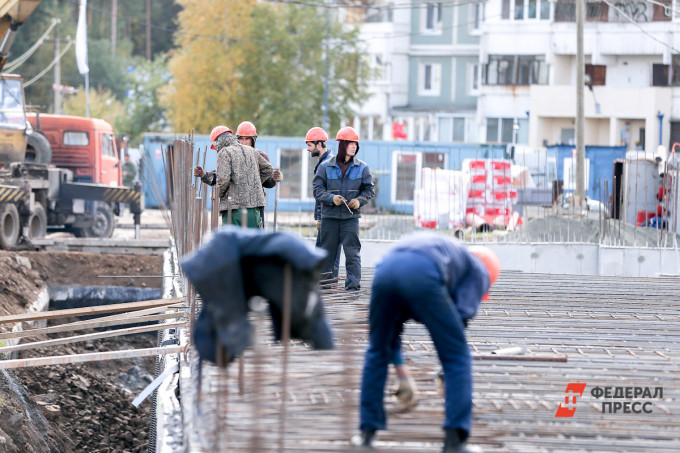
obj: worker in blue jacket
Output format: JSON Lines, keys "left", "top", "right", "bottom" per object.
{"left": 312, "top": 126, "right": 374, "bottom": 292}
{"left": 352, "top": 232, "right": 500, "bottom": 453}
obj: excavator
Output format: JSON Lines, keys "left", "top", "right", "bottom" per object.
{"left": 0, "top": 0, "right": 143, "bottom": 248}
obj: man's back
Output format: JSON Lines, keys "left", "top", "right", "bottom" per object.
{"left": 214, "top": 134, "right": 272, "bottom": 210}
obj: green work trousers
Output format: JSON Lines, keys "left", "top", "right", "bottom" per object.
{"left": 221, "top": 208, "right": 261, "bottom": 228}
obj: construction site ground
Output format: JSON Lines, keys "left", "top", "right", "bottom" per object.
{"left": 1, "top": 210, "right": 679, "bottom": 452}
{"left": 184, "top": 270, "right": 679, "bottom": 452}
{"left": 0, "top": 251, "right": 163, "bottom": 452}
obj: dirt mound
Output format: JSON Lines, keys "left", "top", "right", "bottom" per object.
{"left": 508, "top": 212, "right": 680, "bottom": 246}
{"left": 0, "top": 251, "right": 164, "bottom": 452}
{"left": 1, "top": 334, "right": 156, "bottom": 453}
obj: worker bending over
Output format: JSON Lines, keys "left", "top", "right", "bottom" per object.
{"left": 353, "top": 232, "right": 499, "bottom": 453}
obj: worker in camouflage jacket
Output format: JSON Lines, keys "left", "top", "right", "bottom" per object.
{"left": 194, "top": 125, "right": 273, "bottom": 228}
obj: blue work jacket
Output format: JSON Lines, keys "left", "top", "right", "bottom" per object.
{"left": 313, "top": 150, "right": 333, "bottom": 220}
{"left": 313, "top": 155, "right": 374, "bottom": 220}
{"left": 389, "top": 232, "right": 490, "bottom": 321}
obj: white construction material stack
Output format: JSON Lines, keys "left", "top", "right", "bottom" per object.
{"left": 462, "top": 159, "right": 518, "bottom": 227}
{"left": 414, "top": 168, "right": 469, "bottom": 230}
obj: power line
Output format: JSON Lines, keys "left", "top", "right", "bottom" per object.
{"left": 24, "top": 37, "right": 73, "bottom": 88}
{"left": 5, "top": 18, "right": 61, "bottom": 72}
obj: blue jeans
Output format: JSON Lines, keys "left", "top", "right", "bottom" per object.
{"left": 359, "top": 250, "right": 472, "bottom": 434}
{"left": 318, "top": 218, "right": 361, "bottom": 291}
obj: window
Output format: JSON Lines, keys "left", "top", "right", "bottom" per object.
{"left": 438, "top": 117, "right": 466, "bottom": 141}
{"left": 0, "top": 78, "right": 25, "bottom": 128}
{"left": 64, "top": 131, "right": 89, "bottom": 146}
{"left": 279, "top": 148, "right": 316, "bottom": 201}
{"left": 472, "top": 2, "right": 484, "bottom": 30}
{"left": 468, "top": 63, "right": 480, "bottom": 94}
{"left": 486, "top": 55, "right": 547, "bottom": 86}
{"left": 585, "top": 64, "right": 606, "bottom": 86}
{"left": 652, "top": 64, "right": 670, "bottom": 87}
{"left": 278, "top": 148, "right": 303, "bottom": 199}
{"left": 672, "top": 55, "right": 680, "bottom": 86}
{"left": 419, "top": 63, "right": 442, "bottom": 96}
{"left": 423, "top": 3, "right": 442, "bottom": 33}
{"left": 101, "top": 134, "right": 115, "bottom": 157}
{"left": 392, "top": 152, "right": 420, "bottom": 203}
{"left": 503, "top": 0, "right": 550, "bottom": 20}
{"left": 424, "top": 152, "right": 446, "bottom": 169}
{"left": 486, "top": 118, "right": 516, "bottom": 143}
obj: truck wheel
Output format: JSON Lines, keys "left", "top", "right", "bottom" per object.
{"left": 77, "top": 204, "right": 115, "bottom": 239}
{"left": 0, "top": 204, "right": 20, "bottom": 249}
{"left": 25, "top": 131, "right": 52, "bottom": 164}
{"left": 26, "top": 203, "right": 47, "bottom": 240}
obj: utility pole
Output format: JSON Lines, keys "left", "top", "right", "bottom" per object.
{"left": 53, "top": 23, "right": 61, "bottom": 114}
{"left": 111, "top": 0, "right": 117, "bottom": 54}
{"left": 146, "top": 0, "right": 152, "bottom": 61}
{"left": 575, "top": 0, "right": 585, "bottom": 209}
{"left": 323, "top": 1, "right": 330, "bottom": 132}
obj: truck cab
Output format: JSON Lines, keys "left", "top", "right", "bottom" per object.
{"left": 27, "top": 114, "right": 123, "bottom": 186}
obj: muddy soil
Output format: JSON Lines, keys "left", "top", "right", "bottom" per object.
{"left": 0, "top": 251, "right": 164, "bottom": 452}
{"left": 0, "top": 251, "right": 162, "bottom": 318}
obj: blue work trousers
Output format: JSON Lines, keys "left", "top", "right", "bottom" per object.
{"left": 316, "top": 226, "right": 340, "bottom": 278}
{"left": 318, "top": 217, "right": 361, "bottom": 291}
{"left": 359, "top": 250, "right": 472, "bottom": 434}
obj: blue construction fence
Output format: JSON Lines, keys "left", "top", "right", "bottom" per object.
{"left": 548, "top": 145, "right": 627, "bottom": 201}
{"left": 141, "top": 133, "right": 624, "bottom": 213}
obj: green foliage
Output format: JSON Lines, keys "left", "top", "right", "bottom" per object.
{"left": 234, "top": 4, "right": 373, "bottom": 136}
{"left": 163, "top": 1, "right": 374, "bottom": 136}
{"left": 118, "top": 57, "right": 172, "bottom": 145}
{"left": 9, "top": 0, "right": 179, "bottom": 124}
{"left": 63, "top": 87, "right": 125, "bottom": 130}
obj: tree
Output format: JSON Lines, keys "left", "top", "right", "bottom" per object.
{"left": 161, "top": 0, "right": 256, "bottom": 134}
{"left": 118, "top": 56, "right": 172, "bottom": 145}
{"left": 233, "top": 4, "right": 373, "bottom": 136}
{"left": 162, "top": 1, "right": 373, "bottom": 136}
{"left": 63, "top": 87, "right": 125, "bottom": 129}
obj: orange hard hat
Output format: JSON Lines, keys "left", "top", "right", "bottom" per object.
{"left": 210, "top": 125, "right": 232, "bottom": 149}
{"left": 335, "top": 126, "right": 359, "bottom": 142}
{"left": 468, "top": 245, "right": 500, "bottom": 288}
{"left": 236, "top": 121, "right": 257, "bottom": 138}
{"left": 305, "top": 127, "right": 329, "bottom": 142}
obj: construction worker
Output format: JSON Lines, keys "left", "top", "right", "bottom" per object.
{"left": 236, "top": 121, "right": 283, "bottom": 228}
{"left": 194, "top": 125, "right": 273, "bottom": 227}
{"left": 353, "top": 232, "right": 499, "bottom": 453}
{"left": 312, "top": 126, "right": 374, "bottom": 292}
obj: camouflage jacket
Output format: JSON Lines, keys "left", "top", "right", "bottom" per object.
{"left": 201, "top": 134, "right": 273, "bottom": 211}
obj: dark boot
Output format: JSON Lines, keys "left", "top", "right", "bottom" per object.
{"left": 351, "top": 430, "right": 376, "bottom": 448}
{"left": 443, "top": 429, "right": 483, "bottom": 453}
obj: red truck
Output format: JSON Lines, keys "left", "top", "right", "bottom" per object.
{"left": 27, "top": 114, "right": 123, "bottom": 187}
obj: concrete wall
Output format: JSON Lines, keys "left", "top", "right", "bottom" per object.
{"left": 325, "top": 239, "right": 680, "bottom": 277}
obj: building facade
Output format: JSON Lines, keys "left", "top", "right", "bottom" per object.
{"left": 353, "top": 0, "right": 680, "bottom": 153}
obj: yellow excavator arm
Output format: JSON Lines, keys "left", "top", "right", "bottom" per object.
{"left": 0, "top": 0, "right": 42, "bottom": 70}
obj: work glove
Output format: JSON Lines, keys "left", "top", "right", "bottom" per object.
{"left": 193, "top": 165, "right": 204, "bottom": 177}
{"left": 332, "top": 195, "right": 345, "bottom": 206}
{"left": 316, "top": 220, "right": 321, "bottom": 231}
{"left": 389, "top": 377, "right": 419, "bottom": 413}
{"left": 348, "top": 198, "right": 360, "bottom": 210}
{"left": 272, "top": 169, "right": 283, "bottom": 182}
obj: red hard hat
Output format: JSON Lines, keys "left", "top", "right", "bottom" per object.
{"left": 335, "top": 126, "right": 359, "bottom": 142}
{"left": 305, "top": 127, "right": 329, "bottom": 142}
{"left": 210, "top": 125, "right": 232, "bottom": 149}
{"left": 236, "top": 121, "right": 257, "bottom": 138}
{"left": 468, "top": 245, "right": 500, "bottom": 288}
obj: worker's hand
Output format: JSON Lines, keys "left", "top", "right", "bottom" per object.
{"left": 332, "top": 195, "right": 346, "bottom": 206}
{"left": 272, "top": 169, "right": 283, "bottom": 182}
{"left": 348, "top": 198, "right": 360, "bottom": 210}
{"left": 316, "top": 220, "right": 321, "bottom": 231}
{"left": 194, "top": 166, "right": 205, "bottom": 177}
